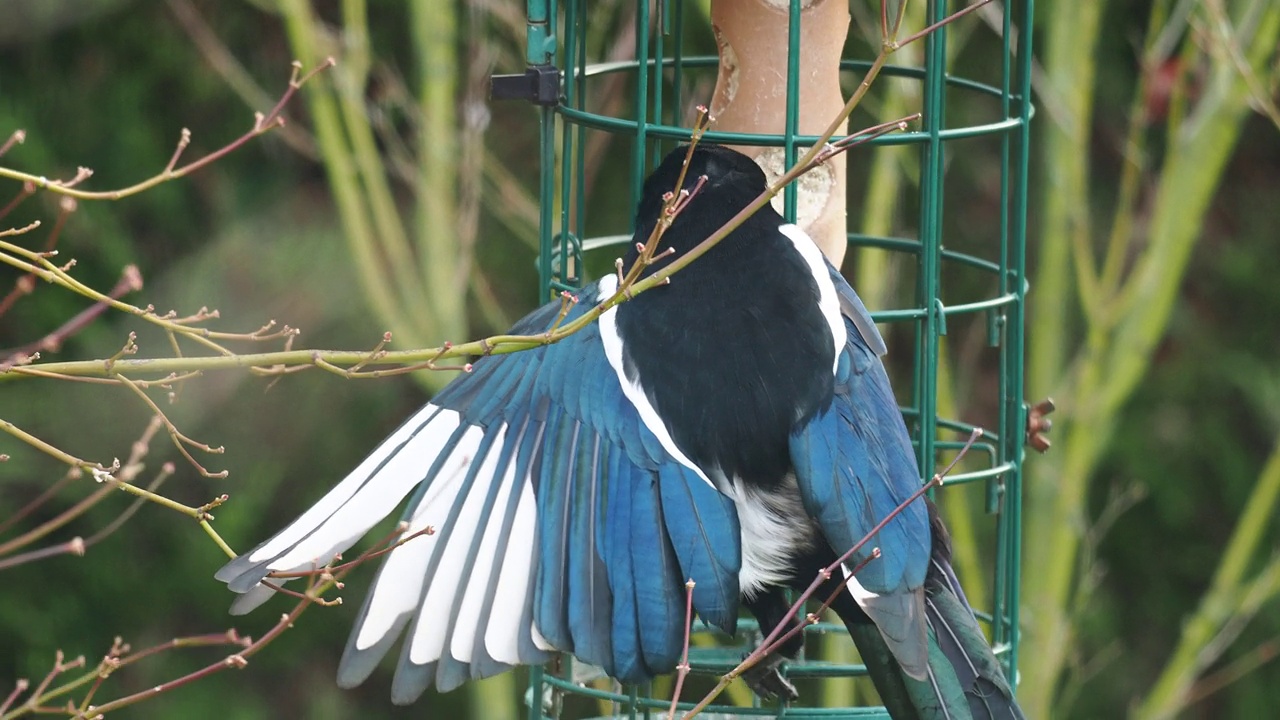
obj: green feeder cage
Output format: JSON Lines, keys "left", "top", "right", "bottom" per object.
{"left": 493, "top": 0, "right": 1035, "bottom": 717}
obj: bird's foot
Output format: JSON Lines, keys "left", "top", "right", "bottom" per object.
{"left": 741, "top": 653, "right": 798, "bottom": 703}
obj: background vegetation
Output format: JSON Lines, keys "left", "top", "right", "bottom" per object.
{"left": 1, "top": 1, "right": 1278, "bottom": 718}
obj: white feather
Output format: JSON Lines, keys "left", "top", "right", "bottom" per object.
{"left": 486, "top": 479, "right": 539, "bottom": 663}
{"left": 841, "top": 563, "right": 882, "bottom": 604}
{"left": 248, "top": 404, "right": 456, "bottom": 564}
{"left": 531, "top": 623, "right": 555, "bottom": 652}
{"left": 410, "top": 424, "right": 508, "bottom": 664}
{"left": 727, "top": 474, "right": 817, "bottom": 598}
{"left": 262, "top": 407, "right": 463, "bottom": 571}
{"left": 597, "top": 276, "right": 714, "bottom": 489}
{"left": 450, "top": 449, "right": 521, "bottom": 662}
{"left": 778, "top": 224, "right": 847, "bottom": 373}
{"left": 352, "top": 426, "right": 482, "bottom": 649}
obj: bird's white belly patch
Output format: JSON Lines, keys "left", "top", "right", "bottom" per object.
{"left": 726, "top": 474, "right": 817, "bottom": 598}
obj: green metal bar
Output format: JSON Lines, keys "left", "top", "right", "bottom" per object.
{"left": 630, "top": 0, "right": 650, "bottom": 218}
{"left": 572, "top": 0, "right": 587, "bottom": 288}
{"left": 525, "top": 0, "right": 553, "bottom": 65}
{"left": 1006, "top": 0, "right": 1036, "bottom": 685}
{"left": 671, "top": 0, "right": 684, "bottom": 128}
{"left": 529, "top": 665, "right": 546, "bottom": 720}
{"left": 561, "top": 230, "right": 1027, "bottom": 280}
{"left": 652, "top": 0, "right": 667, "bottom": 168}
{"left": 538, "top": 108, "right": 556, "bottom": 298}
{"left": 783, "top": 0, "right": 801, "bottom": 223}
{"left": 575, "top": 57, "right": 1024, "bottom": 97}
{"left": 533, "top": 0, "right": 557, "bottom": 301}
{"left": 991, "top": 0, "right": 1016, "bottom": 647}
{"left": 556, "top": 0, "right": 578, "bottom": 297}
{"left": 914, "top": 0, "right": 948, "bottom": 485}
{"left": 651, "top": 0, "right": 665, "bottom": 168}
{"left": 537, "top": 673, "right": 896, "bottom": 718}
{"left": 555, "top": 107, "right": 1026, "bottom": 145}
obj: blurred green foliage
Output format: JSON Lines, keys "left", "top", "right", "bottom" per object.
{"left": 1, "top": 1, "right": 1278, "bottom": 719}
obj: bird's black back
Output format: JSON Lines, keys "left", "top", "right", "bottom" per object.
{"left": 615, "top": 144, "right": 836, "bottom": 491}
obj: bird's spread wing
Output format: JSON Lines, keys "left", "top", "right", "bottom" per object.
{"left": 214, "top": 283, "right": 741, "bottom": 703}
{"left": 788, "top": 263, "right": 932, "bottom": 677}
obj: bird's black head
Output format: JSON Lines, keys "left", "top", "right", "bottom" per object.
{"left": 627, "top": 144, "right": 778, "bottom": 273}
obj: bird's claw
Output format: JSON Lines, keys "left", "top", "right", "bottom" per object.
{"left": 741, "top": 653, "right": 799, "bottom": 703}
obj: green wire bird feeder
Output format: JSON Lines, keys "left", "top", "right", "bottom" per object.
{"left": 493, "top": 0, "right": 1036, "bottom": 717}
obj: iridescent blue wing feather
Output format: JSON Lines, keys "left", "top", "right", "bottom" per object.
{"left": 791, "top": 265, "right": 928, "bottom": 592}
{"left": 214, "top": 284, "right": 740, "bottom": 703}
{"left": 789, "top": 265, "right": 932, "bottom": 678}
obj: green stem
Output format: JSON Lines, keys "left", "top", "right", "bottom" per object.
{"left": 276, "top": 0, "right": 419, "bottom": 363}
{"left": 412, "top": 0, "right": 467, "bottom": 372}
{"left": 1021, "top": 5, "right": 1280, "bottom": 716}
{"left": 1135, "top": 434, "right": 1280, "bottom": 719}
{"left": 335, "top": 0, "right": 434, "bottom": 345}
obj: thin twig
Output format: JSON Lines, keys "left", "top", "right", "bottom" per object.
{"left": 0, "top": 538, "right": 85, "bottom": 572}
{"left": 165, "top": 0, "right": 319, "bottom": 159}
{"left": 1183, "top": 635, "right": 1280, "bottom": 706}
{"left": 0, "top": 681, "right": 28, "bottom": 717}
{"left": 0, "top": 418, "right": 210, "bottom": 520}
{"left": 0, "top": 472, "right": 76, "bottom": 536}
{"left": 114, "top": 374, "right": 227, "bottom": 479}
{"left": 1, "top": 265, "right": 142, "bottom": 363}
{"left": 0, "top": 191, "right": 64, "bottom": 319}
{"left": 0, "top": 418, "right": 166, "bottom": 561}
{"left": 0, "top": 130, "right": 25, "bottom": 159}
{"left": 0, "top": 417, "right": 168, "bottom": 566}
{"left": 0, "top": 60, "right": 334, "bottom": 201}
{"left": 667, "top": 579, "right": 697, "bottom": 718}
{"left": 0, "top": 181, "right": 35, "bottom": 223}
{"left": 81, "top": 462, "right": 176, "bottom": 549}
{"left": 1, "top": 511, "right": 408, "bottom": 720}
{"left": 266, "top": 522, "right": 432, "bottom": 579}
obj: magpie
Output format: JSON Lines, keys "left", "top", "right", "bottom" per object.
{"left": 216, "top": 143, "right": 1024, "bottom": 719}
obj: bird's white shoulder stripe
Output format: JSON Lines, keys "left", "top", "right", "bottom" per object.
{"left": 778, "top": 224, "right": 847, "bottom": 373}
{"left": 597, "top": 275, "right": 715, "bottom": 488}
{"left": 353, "top": 424, "right": 484, "bottom": 650}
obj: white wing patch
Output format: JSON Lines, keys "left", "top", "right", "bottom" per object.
{"left": 841, "top": 562, "right": 882, "bottom": 604}
{"left": 353, "top": 424, "right": 484, "bottom": 650}
{"left": 597, "top": 275, "right": 715, "bottom": 489}
{"left": 778, "top": 224, "right": 847, "bottom": 373}
{"left": 486, "top": 479, "right": 539, "bottom": 663}
{"left": 257, "top": 406, "right": 463, "bottom": 571}
{"left": 451, "top": 448, "right": 522, "bottom": 662}
{"left": 410, "top": 425, "right": 508, "bottom": 664}
{"left": 248, "top": 404, "right": 458, "bottom": 565}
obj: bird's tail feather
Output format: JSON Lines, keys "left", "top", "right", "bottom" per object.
{"left": 924, "top": 569, "right": 1026, "bottom": 720}
{"left": 842, "top": 570, "right": 1025, "bottom": 720}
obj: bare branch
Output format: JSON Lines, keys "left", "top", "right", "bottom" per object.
{"left": 0, "top": 60, "right": 333, "bottom": 201}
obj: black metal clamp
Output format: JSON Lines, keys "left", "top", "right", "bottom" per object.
{"left": 490, "top": 64, "right": 561, "bottom": 106}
